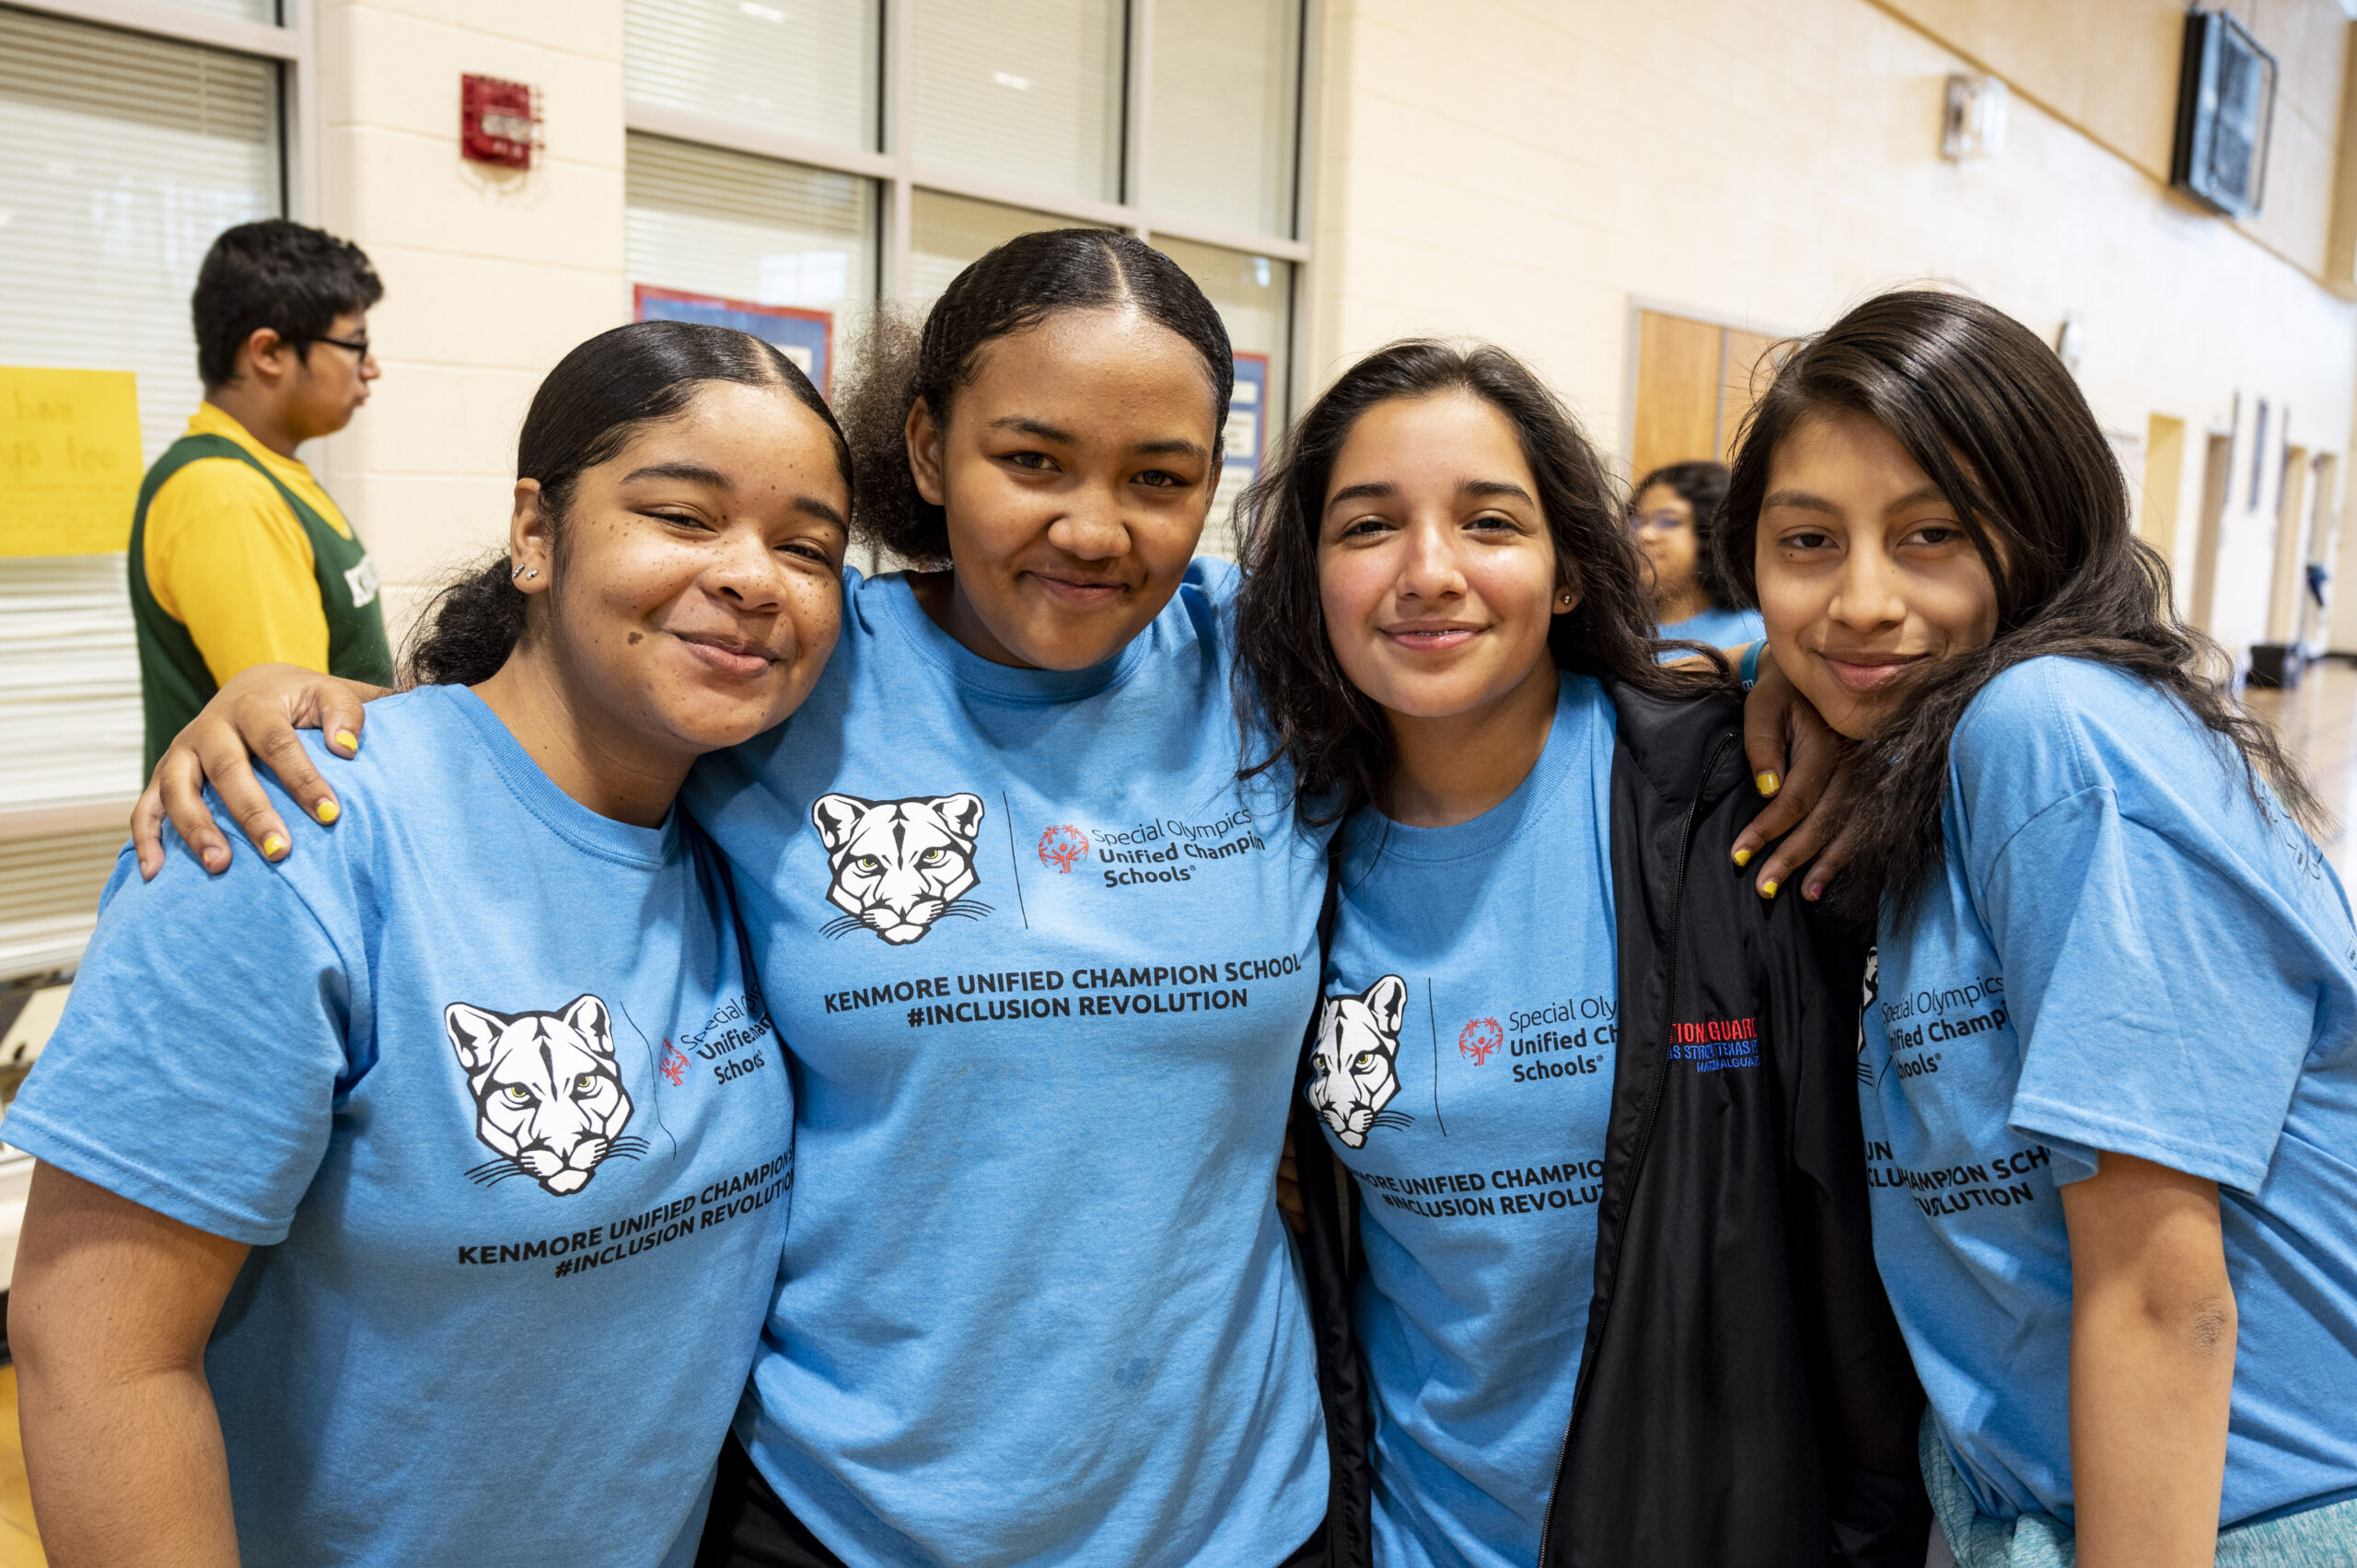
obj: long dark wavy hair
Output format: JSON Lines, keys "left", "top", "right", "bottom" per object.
{"left": 1237, "top": 340, "right": 1712, "bottom": 825}
{"left": 1713, "top": 289, "right": 2318, "bottom": 922}
{"left": 834, "top": 228, "right": 1233, "bottom": 564}
{"left": 404, "top": 319, "right": 849, "bottom": 687}
{"left": 1632, "top": 459, "right": 1736, "bottom": 612}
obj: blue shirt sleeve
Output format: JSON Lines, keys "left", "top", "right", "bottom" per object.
{"left": 1957, "top": 662, "right": 2328, "bottom": 1195}
{"left": 6, "top": 822, "right": 357, "bottom": 1245}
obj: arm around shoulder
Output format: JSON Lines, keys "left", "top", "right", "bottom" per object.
{"left": 134, "top": 663, "right": 391, "bottom": 880}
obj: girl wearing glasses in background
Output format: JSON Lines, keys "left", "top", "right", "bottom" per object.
{"left": 1631, "top": 459, "right": 1764, "bottom": 654}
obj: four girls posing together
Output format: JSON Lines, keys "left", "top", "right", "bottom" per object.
{"left": 6, "top": 228, "right": 2353, "bottom": 1568}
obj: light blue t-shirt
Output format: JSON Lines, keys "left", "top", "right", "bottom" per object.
{"left": 7, "top": 684, "right": 794, "bottom": 1568}
{"left": 1861, "top": 656, "right": 2357, "bottom": 1529}
{"left": 687, "top": 560, "right": 1329, "bottom": 1568}
{"left": 1656, "top": 605, "right": 1764, "bottom": 659}
{"left": 1314, "top": 673, "right": 1620, "bottom": 1568}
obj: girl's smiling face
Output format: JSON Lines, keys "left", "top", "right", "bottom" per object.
{"left": 1753, "top": 409, "right": 2001, "bottom": 740}
{"left": 906, "top": 307, "right": 1219, "bottom": 671}
{"left": 1317, "top": 390, "right": 1570, "bottom": 722}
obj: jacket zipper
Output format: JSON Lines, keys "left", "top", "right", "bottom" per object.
{"left": 1534, "top": 729, "right": 1738, "bottom": 1568}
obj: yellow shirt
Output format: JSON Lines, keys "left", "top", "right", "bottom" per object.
{"left": 143, "top": 403, "right": 357, "bottom": 684}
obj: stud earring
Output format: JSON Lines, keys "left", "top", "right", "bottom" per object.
{"left": 528, "top": 569, "right": 540, "bottom": 580}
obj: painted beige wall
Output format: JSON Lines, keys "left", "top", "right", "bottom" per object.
{"left": 1305, "top": 0, "right": 2357, "bottom": 664}
{"left": 308, "top": 0, "right": 629, "bottom": 641}
{"left": 1875, "top": 0, "right": 2352, "bottom": 286}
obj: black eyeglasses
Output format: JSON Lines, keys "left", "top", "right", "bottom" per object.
{"left": 308, "top": 333, "right": 374, "bottom": 361}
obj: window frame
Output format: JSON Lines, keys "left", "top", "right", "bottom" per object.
{"left": 622, "top": 0, "right": 1318, "bottom": 415}
{"left": 9, "top": 0, "right": 316, "bottom": 221}
{"left": 0, "top": 0, "right": 309, "bottom": 853}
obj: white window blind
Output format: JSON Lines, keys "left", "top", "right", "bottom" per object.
{"left": 148, "top": 0, "right": 278, "bottom": 21}
{"left": 0, "top": 6, "right": 282, "bottom": 459}
{"left": 627, "top": 133, "right": 877, "bottom": 319}
{"left": 1152, "top": 0, "right": 1299, "bottom": 238}
{"left": 912, "top": 0, "right": 1124, "bottom": 203}
{"left": 624, "top": 0, "right": 879, "bottom": 154}
{"left": 0, "top": 6, "right": 283, "bottom": 978}
{"left": 907, "top": 189, "right": 1112, "bottom": 306}
{"left": 0, "top": 831, "right": 126, "bottom": 982}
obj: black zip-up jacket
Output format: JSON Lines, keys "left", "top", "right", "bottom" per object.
{"left": 1294, "top": 677, "right": 1931, "bottom": 1568}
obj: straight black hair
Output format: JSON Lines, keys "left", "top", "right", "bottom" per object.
{"left": 1714, "top": 288, "right": 2317, "bottom": 921}
{"left": 1236, "top": 340, "right": 1712, "bottom": 825}
{"left": 833, "top": 228, "right": 1233, "bottom": 563}
{"left": 1632, "top": 459, "right": 1736, "bottom": 611}
{"left": 192, "top": 218, "right": 385, "bottom": 389}
{"left": 405, "top": 319, "right": 851, "bottom": 687}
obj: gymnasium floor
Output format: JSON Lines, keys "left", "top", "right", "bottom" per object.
{"left": 0, "top": 1370, "right": 38, "bottom": 1568}
{"left": 0, "top": 663, "right": 2347, "bottom": 1563}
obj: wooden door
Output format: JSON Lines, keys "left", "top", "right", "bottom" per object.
{"left": 1631, "top": 309, "right": 1784, "bottom": 485}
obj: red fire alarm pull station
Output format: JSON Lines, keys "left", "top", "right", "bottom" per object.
{"left": 461, "top": 75, "right": 538, "bottom": 169}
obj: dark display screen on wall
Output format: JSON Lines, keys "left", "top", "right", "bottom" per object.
{"left": 2172, "top": 8, "right": 2278, "bottom": 219}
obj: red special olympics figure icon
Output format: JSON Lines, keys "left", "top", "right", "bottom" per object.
{"left": 659, "top": 1040, "right": 688, "bottom": 1086}
{"left": 1458, "top": 1016, "right": 1503, "bottom": 1066}
{"left": 1039, "top": 824, "right": 1090, "bottom": 874}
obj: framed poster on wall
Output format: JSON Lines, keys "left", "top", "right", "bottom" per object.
{"left": 632, "top": 285, "right": 833, "bottom": 394}
{"left": 1201, "top": 351, "right": 1270, "bottom": 558}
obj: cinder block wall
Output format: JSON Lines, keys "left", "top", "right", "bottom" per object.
{"left": 308, "top": 0, "right": 629, "bottom": 647}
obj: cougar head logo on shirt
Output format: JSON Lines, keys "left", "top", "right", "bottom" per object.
{"left": 812, "top": 792, "right": 992, "bottom": 946}
{"left": 444, "top": 994, "right": 644, "bottom": 1196}
{"left": 1308, "top": 974, "right": 1414, "bottom": 1148}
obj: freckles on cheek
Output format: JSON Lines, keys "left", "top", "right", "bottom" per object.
{"left": 627, "top": 632, "right": 643, "bottom": 645}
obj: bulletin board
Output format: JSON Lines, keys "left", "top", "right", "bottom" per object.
{"left": 0, "top": 367, "right": 141, "bottom": 556}
{"left": 1226, "top": 352, "right": 1270, "bottom": 488}
{"left": 633, "top": 285, "right": 833, "bottom": 395}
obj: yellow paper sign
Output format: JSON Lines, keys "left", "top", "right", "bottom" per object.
{"left": 0, "top": 367, "right": 143, "bottom": 557}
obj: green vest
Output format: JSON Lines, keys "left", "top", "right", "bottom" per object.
{"left": 128, "top": 434, "right": 395, "bottom": 775}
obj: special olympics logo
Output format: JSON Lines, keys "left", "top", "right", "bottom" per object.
{"left": 1458, "top": 1016, "right": 1503, "bottom": 1066}
{"left": 1038, "top": 824, "right": 1091, "bottom": 874}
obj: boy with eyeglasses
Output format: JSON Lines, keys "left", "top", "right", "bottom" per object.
{"left": 131, "top": 218, "right": 394, "bottom": 779}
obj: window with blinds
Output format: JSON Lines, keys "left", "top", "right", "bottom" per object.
{"left": 626, "top": 133, "right": 878, "bottom": 319}
{"left": 0, "top": 6, "right": 284, "bottom": 980}
{"left": 624, "top": 0, "right": 878, "bottom": 153}
{"left": 1152, "top": 0, "right": 1300, "bottom": 238}
{"left": 911, "top": 0, "right": 1125, "bottom": 203}
{"left": 0, "top": 6, "right": 282, "bottom": 459}
{"left": 1154, "top": 236, "right": 1291, "bottom": 559}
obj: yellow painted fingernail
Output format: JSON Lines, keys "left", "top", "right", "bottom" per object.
{"left": 261, "top": 832, "right": 288, "bottom": 859}
{"left": 1760, "top": 877, "right": 1780, "bottom": 899}
{"left": 1756, "top": 771, "right": 1781, "bottom": 797}
{"left": 314, "top": 799, "right": 340, "bottom": 824}
{"left": 333, "top": 729, "right": 359, "bottom": 751}
{"left": 1733, "top": 847, "right": 1752, "bottom": 867}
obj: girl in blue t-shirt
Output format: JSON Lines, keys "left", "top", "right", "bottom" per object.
{"left": 126, "top": 232, "right": 1330, "bottom": 1568}
{"left": 7, "top": 320, "right": 852, "bottom": 1567}
{"left": 1631, "top": 459, "right": 1766, "bottom": 655}
{"left": 1725, "top": 290, "right": 2357, "bottom": 1567}
{"left": 1232, "top": 340, "right": 1928, "bottom": 1568}
{"left": 118, "top": 243, "right": 1857, "bottom": 1566}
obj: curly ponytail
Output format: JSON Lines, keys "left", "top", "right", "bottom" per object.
{"left": 401, "top": 318, "right": 851, "bottom": 686}
{"left": 404, "top": 557, "right": 527, "bottom": 686}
